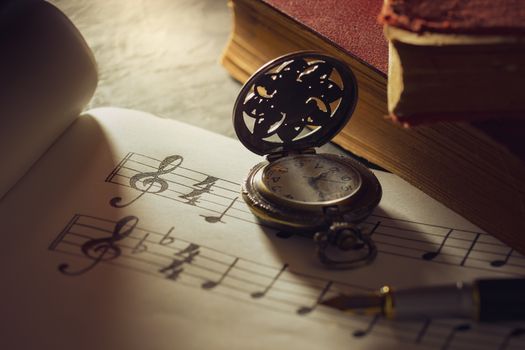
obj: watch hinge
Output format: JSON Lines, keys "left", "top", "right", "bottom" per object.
{"left": 266, "top": 148, "right": 316, "bottom": 162}
{"left": 323, "top": 206, "right": 342, "bottom": 218}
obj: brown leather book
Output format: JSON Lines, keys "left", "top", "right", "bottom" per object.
{"left": 221, "top": 0, "right": 525, "bottom": 255}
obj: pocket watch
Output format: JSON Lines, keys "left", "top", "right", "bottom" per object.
{"left": 233, "top": 52, "right": 382, "bottom": 269}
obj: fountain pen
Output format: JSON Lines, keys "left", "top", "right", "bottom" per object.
{"left": 321, "top": 278, "right": 525, "bottom": 321}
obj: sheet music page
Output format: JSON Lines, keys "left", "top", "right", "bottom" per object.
{"left": 0, "top": 107, "right": 523, "bottom": 350}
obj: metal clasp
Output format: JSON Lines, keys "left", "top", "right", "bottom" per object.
{"left": 314, "top": 222, "right": 377, "bottom": 269}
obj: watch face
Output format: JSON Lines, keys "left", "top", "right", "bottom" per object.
{"left": 260, "top": 154, "right": 363, "bottom": 205}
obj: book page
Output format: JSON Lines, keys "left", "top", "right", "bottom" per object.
{"left": 0, "top": 1, "right": 97, "bottom": 200}
{"left": 0, "top": 107, "right": 523, "bottom": 350}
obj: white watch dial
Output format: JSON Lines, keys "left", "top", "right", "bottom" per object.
{"left": 261, "top": 154, "right": 362, "bottom": 204}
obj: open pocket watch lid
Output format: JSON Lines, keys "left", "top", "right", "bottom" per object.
{"left": 233, "top": 51, "right": 358, "bottom": 156}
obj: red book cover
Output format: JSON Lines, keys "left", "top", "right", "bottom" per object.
{"left": 379, "top": 0, "right": 525, "bottom": 35}
{"left": 262, "top": 0, "right": 388, "bottom": 77}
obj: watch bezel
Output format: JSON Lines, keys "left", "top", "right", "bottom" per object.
{"left": 242, "top": 153, "right": 382, "bottom": 232}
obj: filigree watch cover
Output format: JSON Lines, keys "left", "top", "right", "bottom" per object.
{"left": 233, "top": 52, "right": 357, "bottom": 155}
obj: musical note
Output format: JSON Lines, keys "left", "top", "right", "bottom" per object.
{"left": 498, "top": 327, "right": 525, "bottom": 350}
{"left": 422, "top": 229, "right": 454, "bottom": 261}
{"left": 491, "top": 248, "right": 514, "bottom": 268}
{"left": 132, "top": 233, "right": 149, "bottom": 254}
{"left": 367, "top": 221, "right": 381, "bottom": 236}
{"left": 179, "top": 176, "right": 218, "bottom": 205}
{"left": 296, "top": 281, "right": 333, "bottom": 315}
{"left": 441, "top": 323, "right": 471, "bottom": 350}
{"left": 415, "top": 318, "right": 431, "bottom": 344}
{"left": 159, "top": 243, "right": 200, "bottom": 280}
{"left": 106, "top": 154, "right": 523, "bottom": 275}
{"left": 460, "top": 233, "right": 480, "bottom": 266}
{"left": 202, "top": 257, "right": 239, "bottom": 289}
{"left": 251, "top": 264, "right": 288, "bottom": 299}
{"left": 353, "top": 314, "right": 380, "bottom": 338}
{"left": 159, "top": 227, "right": 175, "bottom": 245}
{"left": 201, "top": 197, "right": 238, "bottom": 223}
{"left": 110, "top": 155, "right": 183, "bottom": 208}
{"left": 50, "top": 213, "right": 525, "bottom": 350}
{"left": 58, "top": 216, "right": 138, "bottom": 275}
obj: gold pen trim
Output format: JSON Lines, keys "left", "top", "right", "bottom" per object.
{"left": 380, "top": 285, "right": 395, "bottom": 319}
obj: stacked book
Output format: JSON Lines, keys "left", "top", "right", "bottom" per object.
{"left": 221, "top": 0, "right": 525, "bottom": 254}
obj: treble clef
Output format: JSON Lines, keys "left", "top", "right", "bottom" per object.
{"left": 58, "top": 216, "right": 138, "bottom": 276}
{"left": 110, "top": 155, "right": 183, "bottom": 208}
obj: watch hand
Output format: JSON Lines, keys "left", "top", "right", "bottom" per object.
{"left": 306, "top": 176, "right": 321, "bottom": 191}
{"left": 316, "top": 178, "right": 347, "bottom": 184}
{"left": 303, "top": 172, "right": 348, "bottom": 185}
{"left": 303, "top": 171, "right": 329, "bottom": 182}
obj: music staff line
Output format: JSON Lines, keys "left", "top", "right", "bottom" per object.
{"left": 368, "top": 225, "right": 523, "bottom": 268}
{"left": 105, "top": 152, "right": 525, "bottom": 275}
{"left": 117, "top": 164, "right": 237, "bottom": 202}
{"left": 110, "top": 173, "right": 518, "bottom": 267}
{"left": 59, "top": 234, "right": 328, "bottom": 303}
{"left": 106, "top": 152, "right": 239, "bottom": 198}
{"left": 109, "top": 152, "right": 516, "bottom": 244}
{"left": 208, "top": 286, "right": 525, "bottom": 350}
{"left": 51, "top": 245, "right": 525, "bottom": 349}
{"left": 105, "top": 152, "right": 515, "bottom": 245}
{"left": 365, "top": 220, "right": 524, "bottom": 273}
{"left": 106, "top": 154, "right": 241, "bottom": 201}
{"left": 50, "top": 246, "right": 433, "bottom": 346}
{"left": 49, "top": 214, "right": 525, "bottom": 350}
{"left": 54, "top": 216, "right": 369, "bottom": 297}
{"left": 107, "top": 159, "right": 258, "bottom": 226}
{"left": 373, "top": 237, "right": 516, "bottom": 267}
{"left": 111, "top": 171, "right": 250, "bottom": 216}
{"left": 110, "top": 177, "right": 525, "bottom": 273}
{"left": 51, "top": 216, "right": 380, "bottom": 323}
{"left": 368, "top": 214, "right": 517, "bottom": 254}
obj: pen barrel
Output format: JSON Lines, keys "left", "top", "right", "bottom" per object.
{"left": 389, "top": 283, "right": 475, "bottom": 320}
{"left": 476, "top": 278, "right": 525, "bottom": 322}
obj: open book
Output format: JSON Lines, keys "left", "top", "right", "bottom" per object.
{"left": 1, "top": 106, "right": 524, "bottom": 350}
